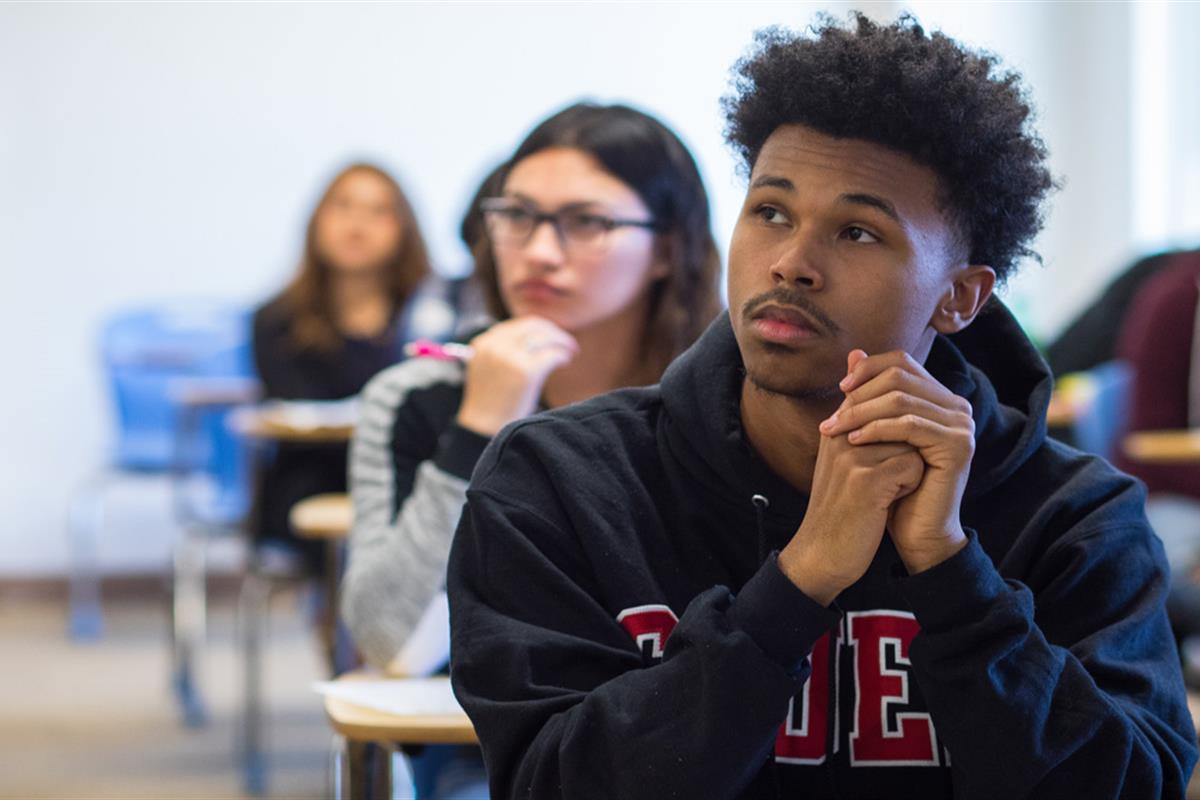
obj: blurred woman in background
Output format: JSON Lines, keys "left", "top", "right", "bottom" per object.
{"left": 251, "top": 163, "right": 456, "bottom": 574}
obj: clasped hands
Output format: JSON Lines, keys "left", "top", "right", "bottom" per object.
{"left": 778, "top": 349, "right": 974, "bottom": 606}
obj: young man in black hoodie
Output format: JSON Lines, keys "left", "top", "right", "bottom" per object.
{"left": 448, "top": 13, "right": 1199, "bottom": 799}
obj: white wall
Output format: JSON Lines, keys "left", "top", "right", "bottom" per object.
{"left": 904, "top": 1, "right": 1137, "bottom": 343}
{"left": 1131, "top": 0, "right": 1200, "bottom": 250}
{"left": 0, "top": 1, "right": 883, "bottom": 575}
{"left": 0, "top": 1, "right": 1181, "bottom": 575}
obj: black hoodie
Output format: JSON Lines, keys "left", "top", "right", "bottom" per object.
{"left": 448, "top": 303, "right": 1197, "bottom": 799}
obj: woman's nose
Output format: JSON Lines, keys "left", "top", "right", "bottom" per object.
{"left": 522, "top": 218, "right": 567, "bottom": 268}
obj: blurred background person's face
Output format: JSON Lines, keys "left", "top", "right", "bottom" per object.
{"left": 490, "top": 147, "right": 667, "bottom": 333}
{"left": 314, "top": 169, "right": 404, "bottom": 276}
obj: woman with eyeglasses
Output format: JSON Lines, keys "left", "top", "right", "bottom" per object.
{"left": 340, "top": 102, "right": 720, "bottom": 798}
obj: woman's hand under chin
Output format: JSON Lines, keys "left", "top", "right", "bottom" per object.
{"left": 454, "top": 316, "right": 579, "bottom": 437}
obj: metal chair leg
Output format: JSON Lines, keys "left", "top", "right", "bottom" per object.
{"left": 380, "top": 743, "right": 395, "bottom": 800}
{"left": 67, "top": 476, "right": 107, "bottom": 641}
{"left": 172, "top": 526, "right": 209, "bottom": 727}
{"left": 238, "top": 569, "right": 271, "bottom": 796}
{"left": 330, "top": 732, "right": 347, "bottom": 800}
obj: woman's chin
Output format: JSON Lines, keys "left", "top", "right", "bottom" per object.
{"left": 505, "top": 300, "right": 570, "bottom": 328}
{"left": 327, "top": 261, "right": 388, "bottom": 277}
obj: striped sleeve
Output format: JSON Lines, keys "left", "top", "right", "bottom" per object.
{"left": 341, "top": 358, "right": 489, "bottom": 669}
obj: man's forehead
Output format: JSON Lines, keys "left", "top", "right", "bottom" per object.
{"left": 751, "top": 125, "right": 941, "bottom": 211}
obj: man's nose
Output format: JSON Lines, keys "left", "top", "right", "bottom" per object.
{"left": 770, "top": 230, "right": 826, "bottom": 290}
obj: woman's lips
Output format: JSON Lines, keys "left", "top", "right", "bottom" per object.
{"left": 512, "top": 280, "right": 566, "bottom": 302}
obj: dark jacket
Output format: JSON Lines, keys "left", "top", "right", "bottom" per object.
{"left": 1116, "top": 251, "right": 1200, "bottom": 498}
{"left": 1044, "top": 251, "right": 1179, "bottom": 377}
{"left": 249, "top": 278, "right": 465, "bottom": 570}
{"left": 448, "top": 303, "right": 1197, "bottom": 799}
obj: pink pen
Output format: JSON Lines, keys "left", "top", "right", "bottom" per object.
{"left": 404, "top": 339, "right": 474, "bottom": 361}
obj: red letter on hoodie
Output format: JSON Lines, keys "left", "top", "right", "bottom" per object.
{"left": 775, "top": 630, "right": 833, "bottom": 764}
{"left": 616, "top": 604, "right": 679, "bottom": 661}
{"left": 847, "top": 610, "right": 939, "bottom": 766}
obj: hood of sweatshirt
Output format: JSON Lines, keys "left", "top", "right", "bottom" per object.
{"left": 658, "top": 298, "right": 1053, "bottom": 526}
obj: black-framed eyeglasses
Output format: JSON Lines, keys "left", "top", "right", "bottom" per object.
{"left": 480, "top": 198, "right": 659, "bottom": 252}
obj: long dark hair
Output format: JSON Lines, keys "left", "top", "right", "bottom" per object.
{"left": 475, "top": 103, "right": 722, "bottom": 380}
{"left": 281, "top": 163, "right": 432, "bottom": 352}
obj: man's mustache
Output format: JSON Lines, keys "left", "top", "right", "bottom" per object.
{"left": 741, "top": 288, "right": 841, "bottom": 336}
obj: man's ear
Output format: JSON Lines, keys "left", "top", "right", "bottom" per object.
{"left": 930, "top": 265, "right": 996, "bottom": 334}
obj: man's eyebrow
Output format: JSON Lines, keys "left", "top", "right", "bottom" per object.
{"left": 839, "top": 192, "right": 899, "bottom": 222}
{"left": 750, "top": 177, "right": 901, "bottom": 223}
{"left": 750, "top": 175, "right": 794, "bottom": 192}
{"left": 751, "top": 177, "right": 900, "bottom": 221}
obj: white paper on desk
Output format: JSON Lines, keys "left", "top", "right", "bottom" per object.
{"left": 313, "top": 678, "right": 465, "bottom": 716}
{"left": 260, "top": 398, "right": 360, "bottom": 430}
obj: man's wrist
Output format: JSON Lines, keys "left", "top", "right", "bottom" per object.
{"left": 896, "top": 527, "right": 968, "bottom": 575}
{"left": 732, "top": 555, "right": 843, "bottom": 675}
{"left": 777, "top": 545, "right": 844, "bottom": 607}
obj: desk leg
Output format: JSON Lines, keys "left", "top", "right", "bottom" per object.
{"left": 344, "top": 741, "right": 397, "bottom": 800}
{"left": 319, "top": 540, "right": 342, "bottom": 674}
{"left": 346, "top": 740, "right": 371, "bottom": 800}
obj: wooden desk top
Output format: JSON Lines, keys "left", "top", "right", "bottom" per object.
{"left": 1045, "top": 392, "right": 1081, "bottom": 428}
{"left": 290, "top": 493, "right": 353, "bottom": 540}
{"left": 323, "top": 674, "right": 477, "bottom": 745}
{"left": 1045, "top": 374, "right": 1095, "bottom": 428}
{"left": 170, "top": 376, "right": 262, "bottom": 408}
{"left": 1123, "top": 429, "right": 1200, "bottom": 463}
{"left": 231, "top": 405, "right": 355, "bottom": 444}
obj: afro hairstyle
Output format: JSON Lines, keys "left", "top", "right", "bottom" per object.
{"left": 723, "top": 12, "right": 1055, "bottom": 282}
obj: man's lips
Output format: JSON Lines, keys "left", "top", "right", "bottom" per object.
{"left": 750, "top": 304, "right": 823, "bottom": 343}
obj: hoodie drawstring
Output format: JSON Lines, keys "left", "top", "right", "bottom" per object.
{"left": 751, "top": 494, "right": 771, "bottom": 564}
{"left": 749, "top": 493, "right": 783, "bottom": 798}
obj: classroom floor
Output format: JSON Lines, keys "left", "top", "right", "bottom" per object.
{"left": 4, "top": 583, "right": 1200, "bottom": 799}
{"left": 0, "top": 584, "right": 329, "bottom": 799}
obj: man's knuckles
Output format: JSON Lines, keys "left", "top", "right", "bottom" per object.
{"left": 846, "top": 366, "right": 913, "bottom": 403}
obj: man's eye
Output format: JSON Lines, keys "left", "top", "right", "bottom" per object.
{"left": 843, "top": 226, "right": 879, "bottom": 243}
{"left": 754, "top": 205, "right": 788, "bottom": 225}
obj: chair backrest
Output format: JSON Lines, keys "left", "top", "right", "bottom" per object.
{"left": 102, "top": 302, "right": 252, "bottom": 471}
{"left": 183, "top": 400, "right": 254, "bottom": 525}
{"left": 1072, "top": 360, "right": 1133, "bottom": 461}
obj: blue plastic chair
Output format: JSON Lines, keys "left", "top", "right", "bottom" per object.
{"left": 168, "top": 357, "right": 259, "bottom": 728}
{"left": 1071, "top": 360, "right": 1133, "bottom": 461}
{"left": 101, "top": 304, "right": 251, "bottom": 470}
{"left": 68, "top": 302, "right": 258, "bottom": 726}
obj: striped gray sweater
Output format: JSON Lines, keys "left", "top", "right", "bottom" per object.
{"left": 341, "top": 356, "right": 491, "bottom": 670}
